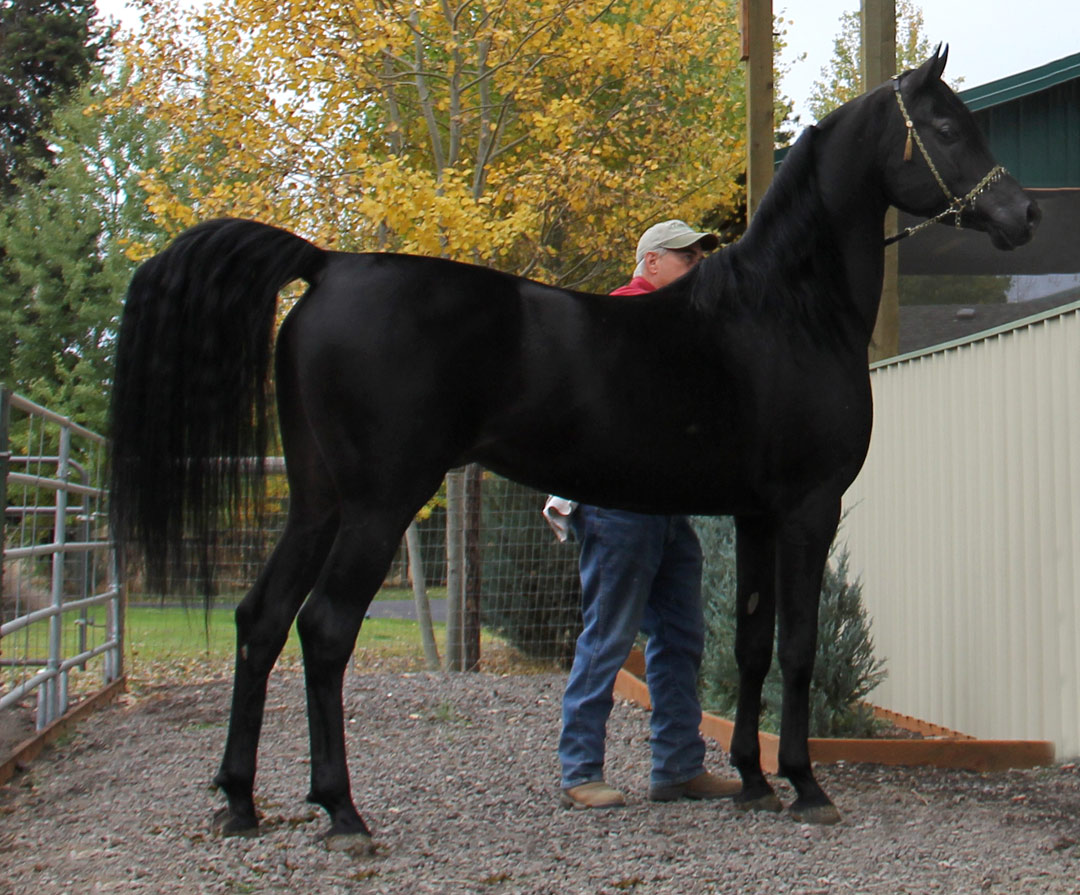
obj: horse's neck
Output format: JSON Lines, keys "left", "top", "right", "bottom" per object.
{"left": 810, "top": 91, "right": 893, "bottom": 339}
{"left": 737, "top": 93, "right": 891, "bottom": 345}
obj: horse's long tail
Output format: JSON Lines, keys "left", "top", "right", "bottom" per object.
{"left": 109, "top": 217, "right": 326, "bottom": 595}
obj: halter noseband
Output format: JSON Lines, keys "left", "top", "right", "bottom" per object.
{"left": 884, "top": 76, "right": 1007, "bottom": 247}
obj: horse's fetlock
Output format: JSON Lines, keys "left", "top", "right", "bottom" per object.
{"left": 777, "top": 760, "right": 808, "bottom": 782}
{"left": 213, "top": 767, "right": 255, "bottom": 801}
{"left": 306, "top": 786, "right": 343, "bottom": 813}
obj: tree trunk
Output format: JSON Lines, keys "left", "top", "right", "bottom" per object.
{"left": 444, "top": 468, "right": 465, "bottom": 671}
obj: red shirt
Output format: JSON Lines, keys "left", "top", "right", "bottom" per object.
{"left": 609, "top": 276, "right": 656, "bottom": 297}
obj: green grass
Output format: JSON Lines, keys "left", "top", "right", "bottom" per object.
{"left": 125, "top": 605, "right": 444, "bottom": 666}
{"left": 122, "top": 596, "right": 557, "bottom": 684}
{"left": 126, "top": 606, "right": 243, "bottom": 663}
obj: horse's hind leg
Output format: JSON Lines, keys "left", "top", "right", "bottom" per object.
{"left": 211, "top": 488, "right": 338, "bottom": 836}
{"left": 775, "top": 494, "right": 842, "bottom": 825}
{"left": 295, "top": 497, "right": 426, "bottom": 853}
{"left": 729, "top": 515, "right": 783, "bottom": 814}
{"left": 210, "top": 315, "right": 347, "bottom": 836}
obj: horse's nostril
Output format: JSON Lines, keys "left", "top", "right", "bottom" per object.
{"left": 1027, "top": 200, "right": 1042, "bottom": 229}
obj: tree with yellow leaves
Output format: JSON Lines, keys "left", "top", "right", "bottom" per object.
{"left": 119, "top": 0, "right": 746, "bottom": 288}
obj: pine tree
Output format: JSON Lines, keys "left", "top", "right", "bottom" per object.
{"left": 0, "top": 73, "right": 166, "bottom": 429}
{"left": 0, "top": 0, "right": 106, "bottom": 194}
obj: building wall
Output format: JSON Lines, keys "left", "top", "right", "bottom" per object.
{"left": 842, "top": 301, "right": 1080, "bottom": 758}
{"left": 974, "top": 78, "right": 1080, "bottom": 188}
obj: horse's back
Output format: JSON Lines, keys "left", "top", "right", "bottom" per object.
{"left": 287, "top": 252, "right": 513, "bottom": 373}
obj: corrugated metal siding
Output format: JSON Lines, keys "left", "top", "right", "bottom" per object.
{"left": 842, "top": 302, "right": 1080, "bottom": 758}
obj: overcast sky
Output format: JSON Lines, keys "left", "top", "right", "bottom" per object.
{"left": 95, "top": 0, "right": 1078, "bottom": 122}
{"left": 778, "top": 0, "right": 1079, "bottom": 122}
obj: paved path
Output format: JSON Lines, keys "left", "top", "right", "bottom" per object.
{"left": 365, "top": 597, "right": 448, "bottom": 623}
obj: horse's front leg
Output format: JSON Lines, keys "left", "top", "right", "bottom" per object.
{"left": 775, "top": 494, "right": 843, "bottom": 825}
{"left": 729, "top": 515, "right": 783, "bottom": 813}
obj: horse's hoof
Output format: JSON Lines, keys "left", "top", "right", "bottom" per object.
{"left": 324, "top": 831, "right": 377, "bottom": 856}
{"left": 733, "top": 791, "right": 783, "bottom": 814}
{"left": 788, "top": 802, "right": 842, "bottom": 825}
{"left": 211, "top": 806, "right": 259, "bottom": 838}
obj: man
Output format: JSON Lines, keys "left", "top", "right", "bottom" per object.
{"left": 547, "top": 220, "right": 741, "bottom": 809}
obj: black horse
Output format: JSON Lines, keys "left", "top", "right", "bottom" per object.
{"left": 110, "top": 49, "right": 1037, "bottom": 851}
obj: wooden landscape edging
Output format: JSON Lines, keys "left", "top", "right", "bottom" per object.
{"left": 614, "top": 652, "right": 1055, "bottom": 774}
{"left": 0, "top": 677, "right": 127, "bottom": 788}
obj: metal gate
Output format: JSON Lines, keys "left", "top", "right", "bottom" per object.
{"left": 1, "top": 388, "right": 122, "bottom": 730}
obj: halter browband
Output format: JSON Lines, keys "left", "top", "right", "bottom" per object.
{"left": 884, "top": 76, "right": 1007, "bottom": 247}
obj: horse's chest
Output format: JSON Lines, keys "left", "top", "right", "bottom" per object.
{"left": 767, "top": 381, "right": 872, "bottom": 484}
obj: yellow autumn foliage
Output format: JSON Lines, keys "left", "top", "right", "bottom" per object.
{"left": 117, "top": 0, "right": 747, "bottom": 288}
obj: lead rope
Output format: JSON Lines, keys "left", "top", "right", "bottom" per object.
{"left": 885, "top": 77, "right": 1007, "bottom": 247}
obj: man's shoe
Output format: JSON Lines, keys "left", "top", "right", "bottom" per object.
{"left": 560, "top": 781, "right": 627, "bottom": 810}
{"left": 648, "top": 771, "right": 742, "bottom": 802}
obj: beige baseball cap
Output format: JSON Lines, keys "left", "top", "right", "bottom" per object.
{"left": 633, "top": 220, "right": 719, "bottom": 276}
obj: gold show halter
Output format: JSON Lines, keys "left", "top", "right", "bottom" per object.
{"left": 885, "top": 76, "right": 1007, "bottom": 246}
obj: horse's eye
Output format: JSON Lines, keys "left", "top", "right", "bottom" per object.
{"left": 936, "top": 122, "right": 958, "bottom": 143}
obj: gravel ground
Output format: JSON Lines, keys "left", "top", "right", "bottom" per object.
{"left": 2, "top": 669, "right": 1079, "bottom": 895}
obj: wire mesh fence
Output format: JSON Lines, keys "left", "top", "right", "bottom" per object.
{"left": 1, "top": 388, "right": 122, "bottom": 734}
{"left": 121, "top": 463, "right": 584, "bottom": 672}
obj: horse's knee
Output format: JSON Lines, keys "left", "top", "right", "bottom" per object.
{"left": 734, "top": 595, "right": 775, "bottom": 681}
{"left": 734, "top": 634, "right": 773, "bottom": 681}
{"left": 776, "top": 643, "right": 815, "bottom": 692}
{"left": 776, "top": 620, "right": 817, "bottom": 677}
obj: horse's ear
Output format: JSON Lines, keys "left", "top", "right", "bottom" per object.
{"left": 932, "top": 44, "right": 949, "bottom": 78}
{"left": 907, "top": 44, "right": 949, "bottom": 92}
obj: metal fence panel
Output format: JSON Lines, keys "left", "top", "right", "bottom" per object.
{"left": 1, "top": 388, "right": 122, "bottom": 731}
{"left": 842, "top": 302, "right": 1080, "bottom": 759}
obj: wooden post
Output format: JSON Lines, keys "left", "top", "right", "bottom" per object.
{"left": 463, "top": 463, "right": 483, "bottom": 672}
{"left": 405, "top": 521, "right": 441, "bottom": 671}
{"left": 861, "top": 0, "right": 899, "bottom": 361}
{"left": 444, "top": 468, "right": 464, "bottom": 671}
{"left": 743, "top": 0, "right": 774, "bottom": 221}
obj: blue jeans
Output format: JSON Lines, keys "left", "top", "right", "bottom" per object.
{"left": 559, "top": 506, "right": 706, "bottom": 789}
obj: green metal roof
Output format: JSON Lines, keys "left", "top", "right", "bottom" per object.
{"left": 959, "top": 51, "right": 1080, "bottom": 112}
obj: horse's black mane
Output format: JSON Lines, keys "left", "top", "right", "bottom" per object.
{"left": 690, "top": 124, "right": 854, "bottom": 342}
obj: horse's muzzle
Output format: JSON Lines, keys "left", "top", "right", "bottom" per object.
{"left": 990, "top": 196, "right": 1040, "bottom": 250}
{"left": 969, "top": 188, "right": 1041, "bottom": 251}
